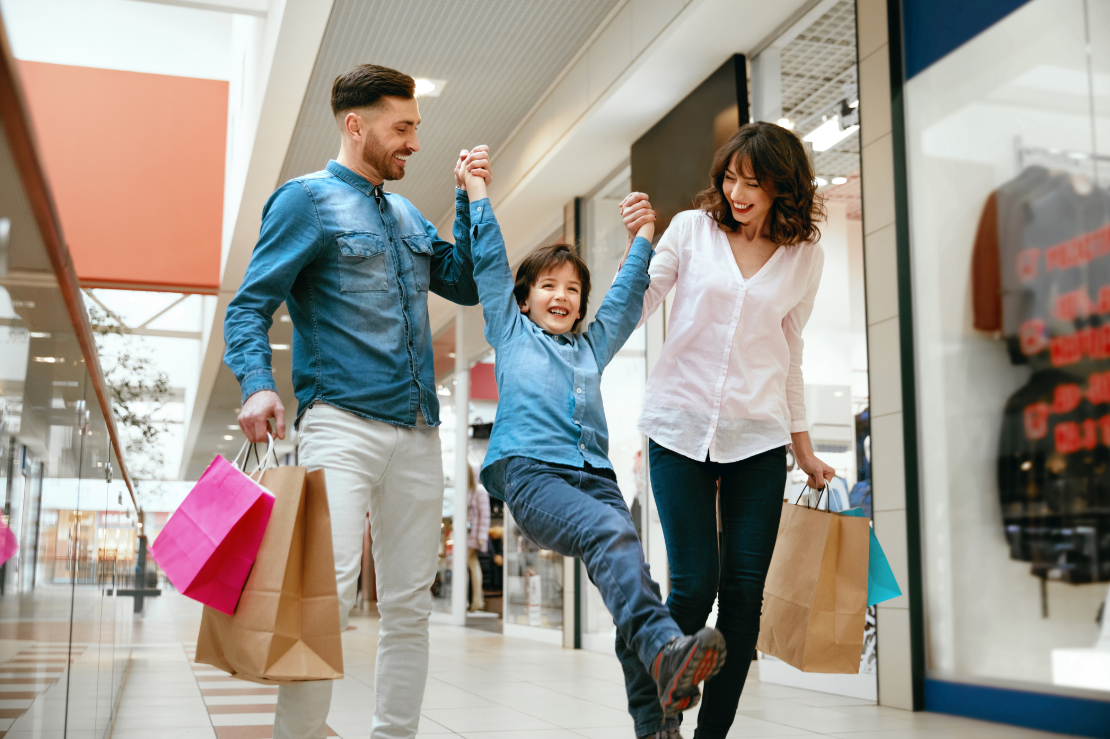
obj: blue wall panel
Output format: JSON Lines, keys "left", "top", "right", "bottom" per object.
{"left": 925, "top": 679, "right": 1110, "bottom": 738}
{"left": 903, "top": 0, "right": 1033, "bottom": 78}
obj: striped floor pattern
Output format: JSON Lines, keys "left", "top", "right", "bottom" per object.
{"left": 184, "top": 642, "right": 339, "bottom": 739}
{"left": 0, "top": 641, "right": 87, "bottom": 737}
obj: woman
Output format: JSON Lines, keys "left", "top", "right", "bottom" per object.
{"left": 620, "top": 121, "right": 834, "bottom": 739}
{"left": 466, "top": 466, "right": 490, "bottom": 612}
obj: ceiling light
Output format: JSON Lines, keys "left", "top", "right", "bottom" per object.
{"left": 280, "top": 315, "right": 292, "bottom": 323}
{"left": 413, "top": 78, "right": 446, "bottom": 98}
{"left": 832, "top": 177, "right": 848, "bottom": 185}
{"left": 804, "top": 117, "right": 859, "bottom": 152}
{"left": 437, "top": 386, "right": 451, "bottom": 396}
{"left": 228, "top": 424, "right": 239, "bottom": 430}
{"left": 30, "top": 332, "right": 50, "bottom": 338}
{"left": 447, "top": 352, "right": 457, "bottom": 358}
{"left": 815, "top": 177, "right": 828, "bottom": 187}
{"left": 271, "top": 344, "right": 290, "bottom": 350}
{"left": 34, "top": 356, "right": 58, "bottom": 363}
{"left": 223, "top": 435, "right": 234, "bottom": 441}
{"left": 777, "top": 118, "right": 795, "bottom": 130}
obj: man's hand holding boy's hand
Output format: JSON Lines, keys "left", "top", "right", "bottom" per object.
{"left": 620, "top": 192, "right": 657, "bottom": 244}
{"left": 454, "top": 149, "right": 470, "bottom": 190}
{"left": 461, "top": 145, "right": 491, "bottom": 198}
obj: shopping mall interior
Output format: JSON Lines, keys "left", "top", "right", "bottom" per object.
{"left": 0, "top": 0, "right": 1108, "bottom": 737}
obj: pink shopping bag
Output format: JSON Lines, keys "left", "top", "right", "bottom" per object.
{"left": 149, "top": 439, "right": 276, "bottom": 614}
{"left": 0, "top": 521, "right": 18, "bottom": 566}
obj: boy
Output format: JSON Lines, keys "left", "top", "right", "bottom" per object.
{"left": 459, "top": 158, "right": 725, "bottom": 739}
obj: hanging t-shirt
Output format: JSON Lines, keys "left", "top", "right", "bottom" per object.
{"left": 976, "top": 167, "right": 1110, "bottom": 583}
{"left": 998, "top": 367, "right": 1110, "bottom": 582}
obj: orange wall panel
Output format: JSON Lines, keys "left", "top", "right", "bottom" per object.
{"left": 19, "top": 61, "right": 227, "bottom": 291}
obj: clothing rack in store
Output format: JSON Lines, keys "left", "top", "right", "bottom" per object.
{"left": 1015, "top": 136, "right": 1110, "bottom": 170}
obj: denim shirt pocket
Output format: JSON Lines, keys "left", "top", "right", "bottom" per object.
{"left": 337, "top": 232, "right": 389, "bottom": 293}
{"left": 402, "top": 234, "right": 433, "bottom": 292}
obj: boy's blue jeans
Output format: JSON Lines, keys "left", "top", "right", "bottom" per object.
{"left": 503, "top": 456, "right": 683, "bottom": 737}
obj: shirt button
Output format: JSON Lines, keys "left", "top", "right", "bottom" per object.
{"left": 576, "top": 388, "right": 582, "bottom": 393}
{"left": 580, "top": 444, "right": 585, "bottom": 450}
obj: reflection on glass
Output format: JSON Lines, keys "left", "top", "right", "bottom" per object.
{"left": 504, "top": 510, "right": 563, "bottom": 629}
{"left": 905, "top": 0, "right": 1110, "bottom": 695}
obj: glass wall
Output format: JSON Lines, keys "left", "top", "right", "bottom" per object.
{"left": 905, "top": 0, "right": 1110, "bottom": 696}
{"left": 0, "top": 47, "right": 138, "bottom": 734}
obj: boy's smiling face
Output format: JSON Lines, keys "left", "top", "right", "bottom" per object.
{"left": 519, "top": 262, "right": 583, "bottom": 334}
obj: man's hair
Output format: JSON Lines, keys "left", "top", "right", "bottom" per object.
{"left": 331, "top": 64, "right": 415, "bottom": 117}
{"left": 513, "top": 243, "right": 591, "bottom": 332}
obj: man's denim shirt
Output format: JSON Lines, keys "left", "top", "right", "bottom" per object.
{"left": 463, "top": 197, "right": 653, "bottom": 499}
{"left": 224, "top": 161, "right": 478, "bottom": 427}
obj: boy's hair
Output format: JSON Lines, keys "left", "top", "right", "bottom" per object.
{"left": 331, "top": 64, "right": 415, "bottom": 117}
{"left": 513, "top": 243, "right": 591, "bottom": 332}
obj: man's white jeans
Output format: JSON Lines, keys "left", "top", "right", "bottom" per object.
{"left": 273, "top": 403, "right": 443, "bottom": 739}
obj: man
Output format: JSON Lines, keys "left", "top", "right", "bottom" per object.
{"left": 223, "top": 64, "right": 490, "bottom": 739}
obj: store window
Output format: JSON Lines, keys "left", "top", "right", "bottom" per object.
{"left": 577, "top": 169, "right": 652, "bottom": 650}
{"left": 745, "top": 0, "right": 874, "bottom": 696}
{"left": 905, "top": 0, "right": 1110, "bottom": 695}
{"left": 433, "top": 322, "right": 506, "bottom": 622}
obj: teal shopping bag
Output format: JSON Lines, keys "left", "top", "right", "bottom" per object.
{"left": 837, "top": 507, "right": 902, "bottom": 606}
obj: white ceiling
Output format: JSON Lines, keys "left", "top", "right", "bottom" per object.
{"left": 0, "top": 0, "right": 234, "bottom": 79}
{"left": 279, "top": 0, "right": 624, "bottom": 222}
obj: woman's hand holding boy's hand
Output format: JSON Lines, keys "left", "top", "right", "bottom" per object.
{"left": 620, "top": 192, "right": 657, "bottom": 244}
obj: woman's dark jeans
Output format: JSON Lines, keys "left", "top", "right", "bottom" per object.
{"left": 646, "top": 440, "right": 786, "bottom": 739}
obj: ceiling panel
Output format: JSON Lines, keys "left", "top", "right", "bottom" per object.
{"left": 279, "top": 0, "right": 623, "bottom": 223}
{"left": 780, "top": 0, "right": 859, "bottom": 179}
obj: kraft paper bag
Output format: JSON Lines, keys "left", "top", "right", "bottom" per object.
{"left": 149, "top": 452, "right": 275, "bottom": 615}
{"left": 838, "top": 507, "right": 903, "bottom": 606}
{"left": 756, "top": 497, "right": 870, "bottom": 674}
{"left": 195, "top": 465, "right": 344, "bottom": 684}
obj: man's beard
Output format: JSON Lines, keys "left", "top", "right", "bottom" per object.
{"left": 364, "top": 138, "right": 405, "bottom": 181}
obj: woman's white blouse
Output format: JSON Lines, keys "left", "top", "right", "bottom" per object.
{"left": 638, "top": 210, "right": 824, "bottom": 463}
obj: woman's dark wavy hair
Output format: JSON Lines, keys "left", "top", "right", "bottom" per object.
{"left": 695, "top": 122, "right": 825, "bottom": 245}
{"left": 513, "top": 243, "right": 591, "bottom": 332}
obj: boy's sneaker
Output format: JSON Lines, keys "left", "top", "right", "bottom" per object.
{"left": 653, "top": 627, "right": 726, "bottom": 717}
{"left": 656, "top": 717, "right": 682, "bottom": 739}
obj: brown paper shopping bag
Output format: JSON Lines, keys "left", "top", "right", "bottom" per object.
{"left": 195, "top": 465, "right": 344, "bottom": 684}
{"left": 756, "top": 490, "right": 870, "bottom": 673}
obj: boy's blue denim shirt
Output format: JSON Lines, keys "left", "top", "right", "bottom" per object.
{"left": 464, "top": 197, "right": 653, "bottom": 498}
{"left": 223, "top": 161, "right": 479, "bottom": 427}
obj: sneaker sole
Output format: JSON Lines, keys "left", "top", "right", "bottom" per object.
{"left": 657, "top": 628, "right": 727, "bottom": 718}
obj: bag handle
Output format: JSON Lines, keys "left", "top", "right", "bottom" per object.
{"left": 232, "top": 438, "right": 259, "bottom": 471}
{"left": 792, "top": 483, "right": 829, "bottom": 510}
{"left": 249, "top": 435, "right": 279, "bottom": 479}
{"left": 232, "top": 434, "right": 276, "bottom": 478}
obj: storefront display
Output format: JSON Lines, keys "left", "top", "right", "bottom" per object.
{"left": 971, "top": 164, "right": 1110, "bottom": 586}
{"left": 905, "top": 0, "right": 1110, "bottom": 697}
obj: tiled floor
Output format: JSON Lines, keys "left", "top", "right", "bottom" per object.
{"left": 0, "top": 590, "right": 1083, "bottom": 738}
{"left": 96, "top": 593, "right": 1075, "bottom": 739}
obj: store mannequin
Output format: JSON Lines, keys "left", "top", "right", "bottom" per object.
{"left": 467, "top": 466, "right": 490, "bottom": 613}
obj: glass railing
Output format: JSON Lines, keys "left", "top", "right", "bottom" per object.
{"left": 0, "top": 22, "right": 138, "bottom": 736}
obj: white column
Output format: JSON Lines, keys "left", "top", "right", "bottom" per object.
{"left": 751, "top": 48, "right": 783, "bottom": 124}
{"left": 451, "top": 311, "right": 470, "bottom": 625}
